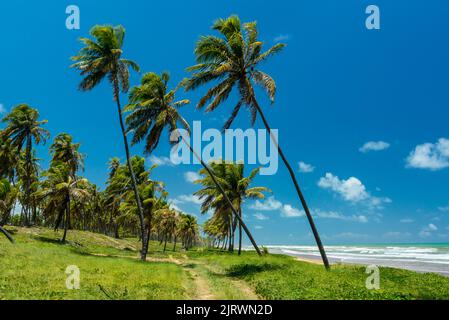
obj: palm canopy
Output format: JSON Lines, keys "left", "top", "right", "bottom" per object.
{"left": 71, "top": 25, "right": 140, "bottom": 98}
{"left": 195, "top": 160, "right": 269, "bottom": 214}
{"left": 50, "top": 133, "right": 84, "bottom": 176}
{"left": 1, "top": 104, "right": 49, "bottom": 151}
{"left": 125, "top": 72, "right": 190, "bottom": 154}
{"left": 183, "top": 15, "right": 285, "bottom": 129}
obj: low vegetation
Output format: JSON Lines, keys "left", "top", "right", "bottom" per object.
{"left": 2, "top": 227, "right": 449, "bottom": 300}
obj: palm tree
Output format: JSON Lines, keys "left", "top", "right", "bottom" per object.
{"left": 184, "top": 16, "right": 330, "bottom": 268}
{"left": 178, "top": 214, "right": 198, "bottom": 250}
{"left": 36, "top": 163, "right": 90, "bottom": 242}
{"left": 2, "top": 104, "right": 49, "bottom": 226}
{"left": 0, "top": 178, "right": 18, "bottom": 227}
{"left": 195, "top": 161, "right": 268, "bottom": 254}
{"left": 0, "top": 132, "right": 18, "bottom": 184}
{"left": 70, "top": 25, "right": 148, "bottom": 260}
{"left": 126, "top": 72, "right": 262, "bottom": 255}
{"left": 50, "top": 133, "right": 84, "bottom": 177}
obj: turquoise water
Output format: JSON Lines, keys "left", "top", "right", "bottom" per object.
{"left": 266, "top": 243, "right": 449, "bottom": 276}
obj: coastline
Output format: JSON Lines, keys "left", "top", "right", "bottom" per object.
{"left": 265, "top": 244, "right": 449, "bottom": 277}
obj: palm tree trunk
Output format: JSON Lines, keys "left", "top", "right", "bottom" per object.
{"left": 238, "top": 207, "right": 243, "bottom": 256}
{"left": 24, "top": 134, "right": 32, "bottom": 227}
{"left": 113, "top": 80, "right": 148, "bottom": 261}
{"left": 251, "top": 97, "right": 330, "bottom": 270}
{"left": 0, "top": 225, "right": 15, "bottom": 243}
{"left": 62, "top": 196, "right": 70, "bottom": 243}
{"left": 180, "top": 135, "right": 262, "bottom": 256}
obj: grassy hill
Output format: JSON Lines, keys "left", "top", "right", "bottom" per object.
{"left": 1, "top": 227, "right": 449, "bottom": 300}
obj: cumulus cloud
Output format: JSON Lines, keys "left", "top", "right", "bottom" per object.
{"left": 438, "top": 205, "right": 449, "bottom": 212}
{"left": 172, "top": 194, "right": 202, "bottom": 205}
{"left": 419, "top": 223, "right": 438, "bottom": 238}
{"left": 149, "top": 155, "right": 175, "bottom": 166}
{"left": 359, "top": 141, "right": 390, "bottom": 153}
{"left": 318, "top": 173, "right": 391, "bottom": 209}
{"left": 406, "top": 138, "right": 449, "bottom": 170}
{"left": 281, "top": 204, "right": 304, "bottom": 218}
{"left": 315, "top": 210, "right": 368, "bottom": 223}
{"left": 254, "top": 225, "right": 264, "bottom": 230}
{"left": 318, "top": 173, "right": 368, "bottom": 202}
{"left": 249, "top": 196, "right": 282, "bottom": 211}
{"left": 0, "top": 103, "right": 5, "bottom": 114}
{"left": 253, "top": 213, "right": 269, "bottom": 220}
{"left": 298, "top": 161, "right": 315, "bottom": 173}
{"left": 184, "top": 171, "right": 201, "bottom": 183}
{"left": 400, "top": 218, "right": 414, "bottom": 223}
{"left": 382, "top": 231, "right": 411, "bottom": 239}
{"left": 332, "top": 232, "right": 370, "bottom": 240}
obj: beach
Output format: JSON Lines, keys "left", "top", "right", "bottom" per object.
{"left": 266, "top": 244, "right": 449, "bottom": 276}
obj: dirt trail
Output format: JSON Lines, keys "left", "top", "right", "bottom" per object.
{"left": 90, "top": 252, "right": 258, "bottom": 300}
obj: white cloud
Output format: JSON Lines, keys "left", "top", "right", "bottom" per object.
{"left": 333, "top": 232, "right": 370, "bottom": 240}
{"left": 438, "top": 205, "right": 449, "bottom": 212}
{"left": 315, "top": 210, "right": 368, "bottom": 223}
{"left": 0, "top": 103, "right": 5, "bottom": 114}
{"left": 400, "top": 218, "right": 414, "bottom": 223}
{"left": 254, "top": 225, "right": 264, "bottom": 230}
{"left": 184, "top": 171, "right": 201, "bottom": 183}
{"left": 318, "top": 173, "right": 369, "bottom": 202}
{"left": 406, "top": 138, "right": 449, "bottom": 170}
{"left": 149, "top": 155, "right": 175, "bottom": 166}
{"left": 172, "top": 194, "right": 202, "bottom": 205}
{"left": 169, "top": 203, "right": 196, "bottom": 216}
{"left": 253, "top": 213, "right": 269, "bottom": 220}
{"left": 298, "top": 161, "right": 315, "bottom": 173}
{"left": 419, "top": 223, "right": 438, "bottom": 238}
{"left": 249, "top": 196, "right": 282, "bottom": 211}
{"left": 382, "top": 231, "right": 411, "bottom": 239}
{"left": 281, "top": 204, "right": 304, "bottom": 218}
{"left": 318, "top": 173, "right": 391, "bottom": 209}
{"left": 273, "top": 34, "right": 290, "bottom": 42}
{"left": 359, "top": 141, "right": 390, "bottom": 153}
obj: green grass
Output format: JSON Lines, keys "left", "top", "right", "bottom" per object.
{"left": 2, "top": 227, "right": 449, "bottom": 300}
{"left": 0, "top": 227, "right": 189, "bottom": 300}
{"left": 186, "top": 250, "right": 449, "bottom": 300}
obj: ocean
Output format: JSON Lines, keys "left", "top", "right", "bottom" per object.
{"left": 265, "top": 244, "right": 449, "bottom": 276}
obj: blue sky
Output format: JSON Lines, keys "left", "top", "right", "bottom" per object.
{"left": 0, "top": 0, "right": 448, "bottom": 245}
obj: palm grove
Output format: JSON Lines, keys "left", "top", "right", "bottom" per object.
{"left": 0, "top": 16, "right": 329, "bottom": 268}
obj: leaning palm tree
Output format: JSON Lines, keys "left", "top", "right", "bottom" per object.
{"left": 184, "top": 16, "right": 329, "bottom": 268}
{"left": 2, "top": 104, "right": 49, "bottom": 226}
{"left": 70, "top": 25, "right": 148, "bottom": 260}
{"left": 195, "top": 161, "right": 268, "bottom": 255}
{"left": 126, "top": 71, "right": 262, "bottom": 255}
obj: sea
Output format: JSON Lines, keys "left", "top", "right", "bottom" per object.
{"left": 265, "top": 243, "right": 449, "bottom": 276}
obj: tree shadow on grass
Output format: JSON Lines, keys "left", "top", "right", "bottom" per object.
{"left": 32, "top": 235, "right": 65, "bottom": 245}
{"left": 226, "top": 263, "right": 282, "bottom": 278}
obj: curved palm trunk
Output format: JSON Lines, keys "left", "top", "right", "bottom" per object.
{"left": 252, "top": 97, "right": 330, "bottom": 269}
{"left": 0, "top": 225, "right": 15, "bottom": 243}
{"left": 113, "top": 81, "right": 148, "bottom": 261}
{"left": 180, "top": 136, "right": 262, "bottom": 256}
